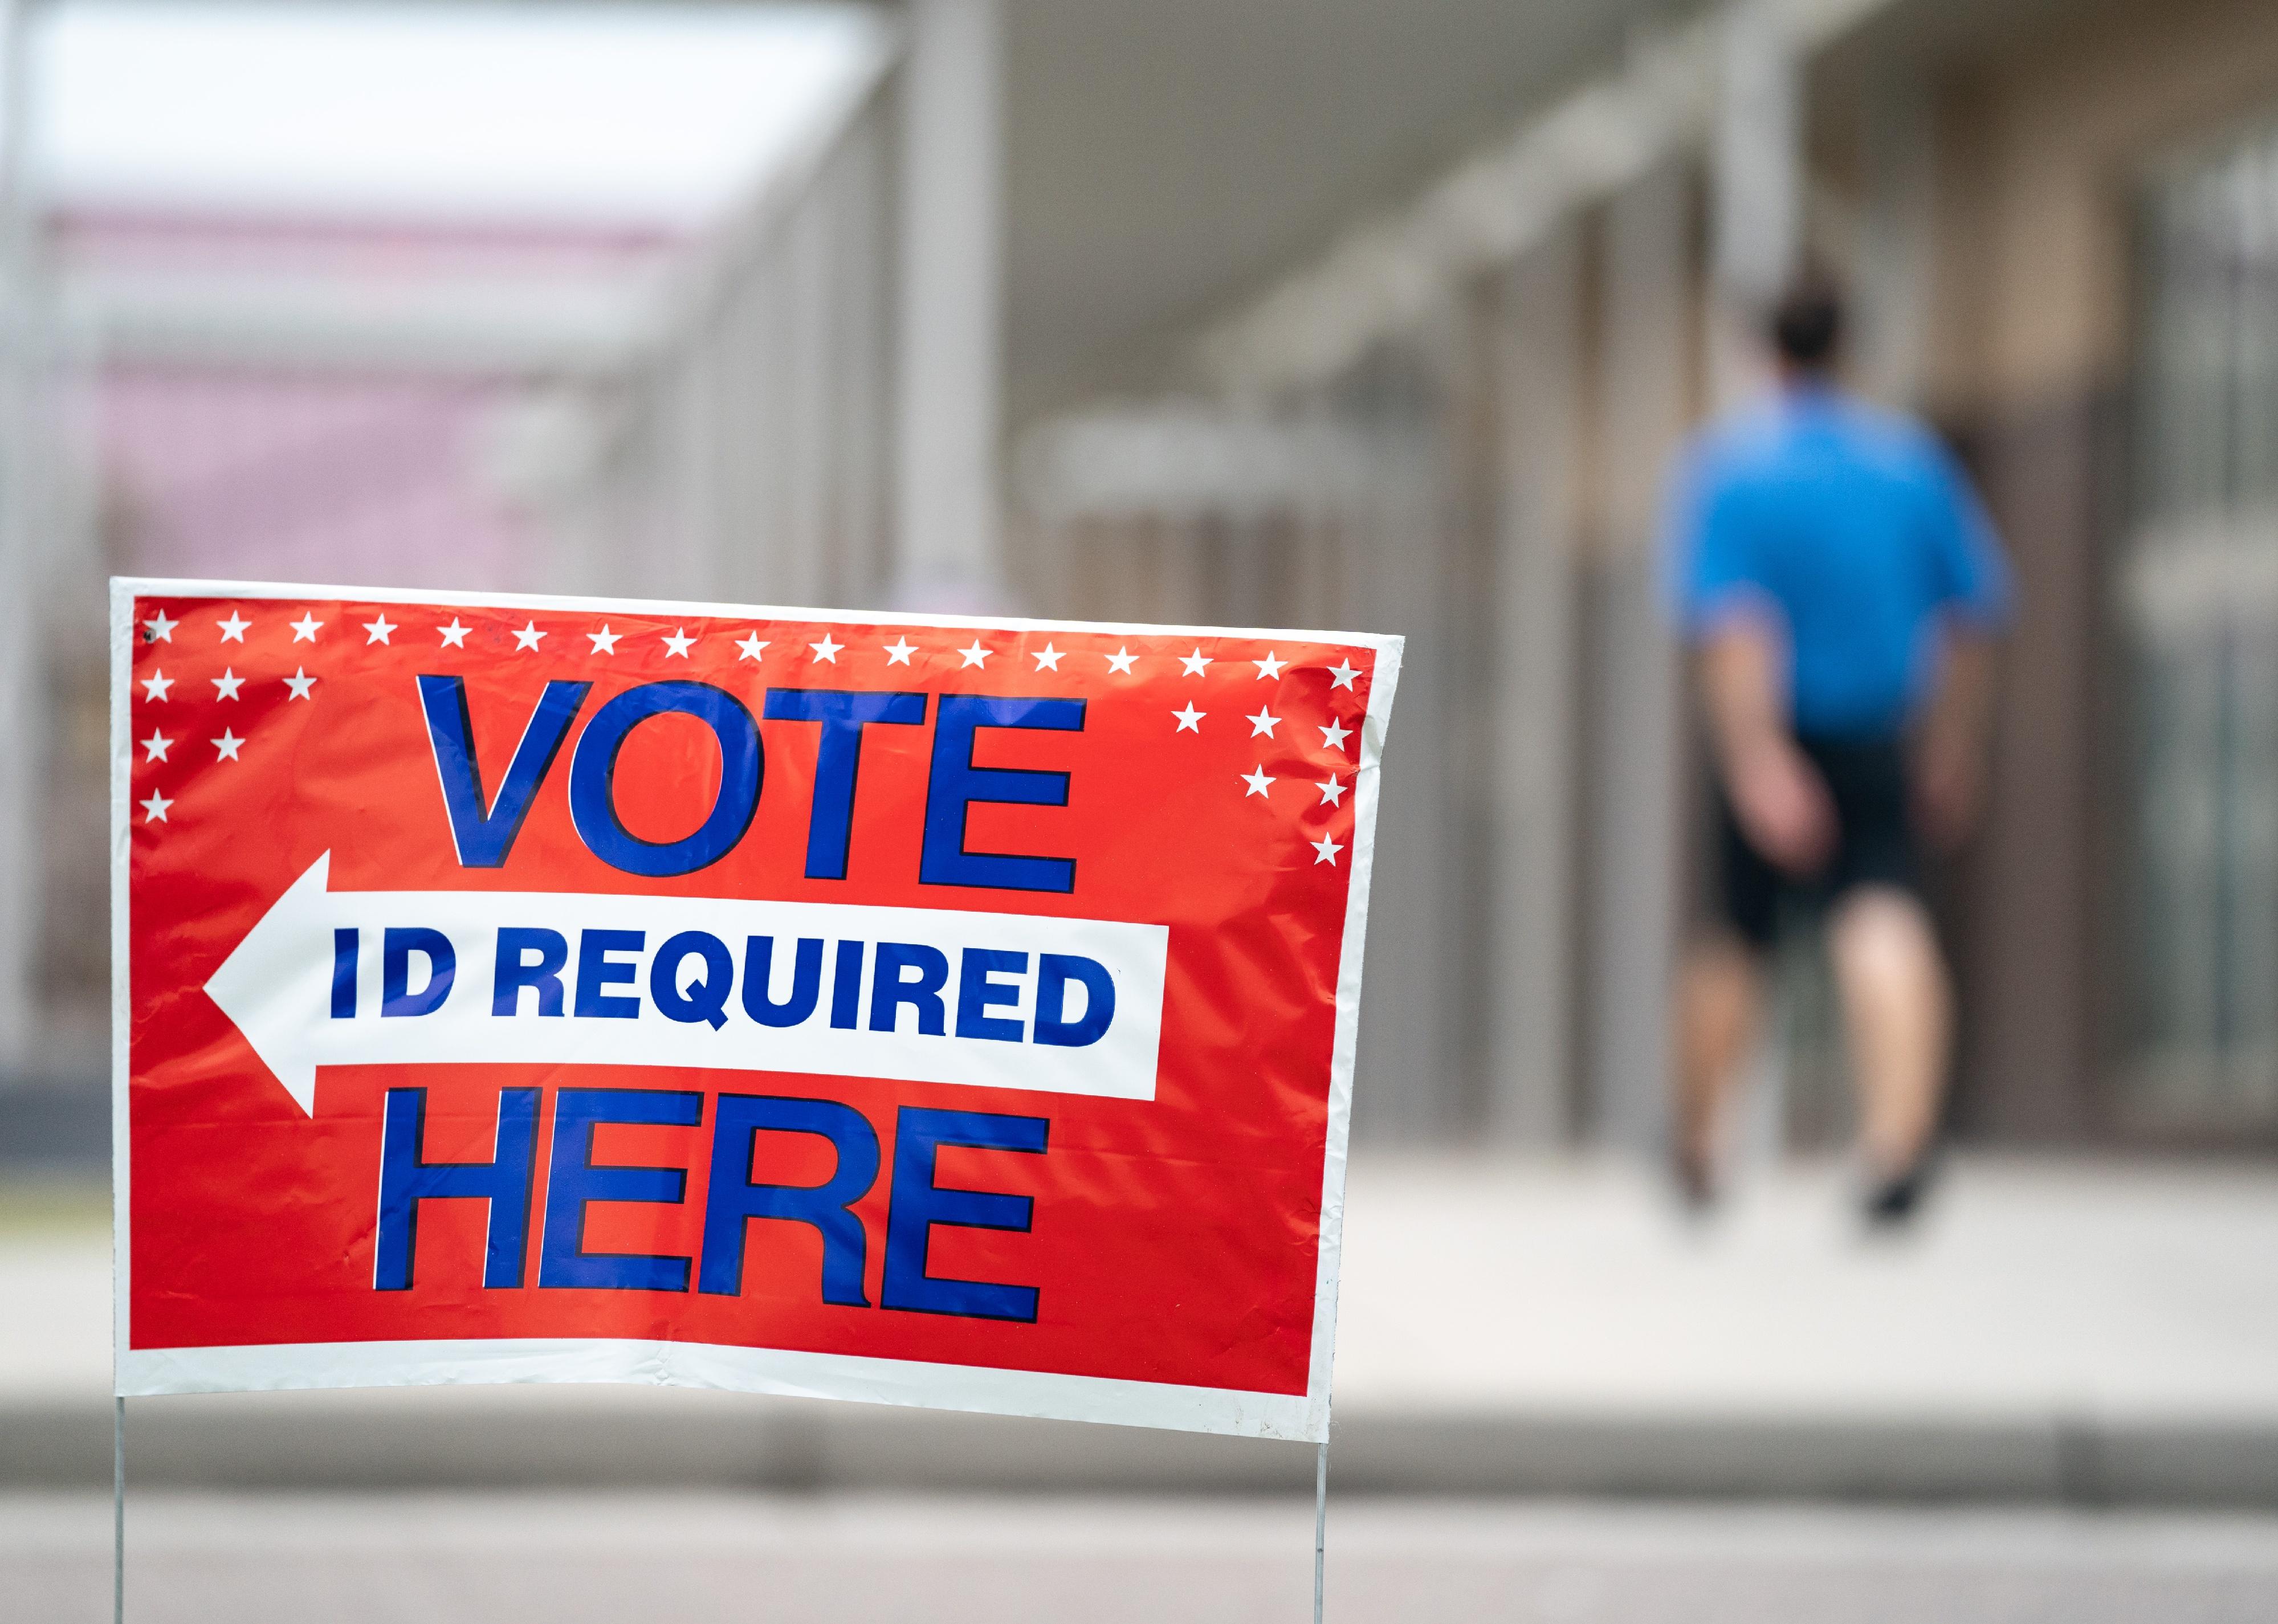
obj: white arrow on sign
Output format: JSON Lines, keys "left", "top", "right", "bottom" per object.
{"left": 202, "top": 852, "right": 1168, "bottom": 1115}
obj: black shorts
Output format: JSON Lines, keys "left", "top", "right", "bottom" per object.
{"left": 1717, "top": 733, "right": 1922, "bottom": 952}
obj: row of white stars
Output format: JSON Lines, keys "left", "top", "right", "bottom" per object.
{"left": 1175, "top": 704, "right": 1352, "bottom": 750}
{"left": 1241, "top": 767, "right": 1348, "bottom": 807}
{"left": 138, "top": 725, "right": 254, "bottom": 764}
{"left": 136, "top": 667, "right": 316, "bottom": 703}
{"left": 141, "top": 610, "right": 1364, "bottom": 687}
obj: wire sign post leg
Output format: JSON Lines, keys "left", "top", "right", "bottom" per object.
{"left": 112, "top": 1396, "right": 125, "bottom": 1624}
{"left": 1313, "top": 1433, "right": 1329, "bottom": 1623}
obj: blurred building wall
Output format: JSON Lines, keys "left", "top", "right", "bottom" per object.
{"left": 1904, "top": 0, "right": 2278, "bottom": 1145}
{"left": 1017, "top": 0, "right": 2278, "bottom": 1152}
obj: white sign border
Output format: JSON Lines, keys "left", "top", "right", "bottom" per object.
{"left": 109, "top": 576, "right": 1404, "bottom": 1445}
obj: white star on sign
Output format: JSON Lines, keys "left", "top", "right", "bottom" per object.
{"left": 1032, "top": 643, "right": 1064, "bottom": 671}
{"left": 662, "top": 627, "right": 696, "bottom": 658}
{"left": 1241, "top": 766, "right": 1274, "bottom": 798}
{"left": 438, "top": 619, "right": 470, "bottom": 648}
{"left": 809, "top": 634, "right": 842, "bottom": 663}
{"left": 284, "top": 668, "right": 317, "bottom": 701}
{"left": 1312, "top": 834, "right": 1343, "bottom": 866}
{"left": 142, "top": 610, "right": 176, "bottom": 643}
{"left": 1327, "top": 659, "right": 1360, "bottom": 690}
{"left": 1320, "top": 717, "right": 1352, "bottom": 750}
{"left": 1105, "top": 647, "right": 1138, "bottom": 675}
{"left": 512, "top": 622, "right": 545, "bottom": 651}
{"left": 883, "top": 637, "right": 916, "bottom": 665}
{"left": 139, "top": 670, "right": 173, "bottom": 702}
{"left": 958, "top": 640, "right": 992, "bottom": 668}
{"left": 1172, "top": 704, "right": 1205, "bottom": 733}
{"left": 362, "top": 614, "right": 396, "bottom": 645}
{"left": 210, "top": 668, "right": 243, "bottom": 701}
{"left": 212, "top": 728, "right": 244, "bottom": 762}
{"left": 141, "top": 730, "right": 173, "bottom": 762}
{"left": 140, "top": 791, "right": 171, "bottom": 824}
{"left": 1246, "top": 707, "right": 1281, "bottom": 738}
{"left": 736, "top": 633, "right": 769, "bottom": 662}
{"left": 1318, "top": 776, "right": 1347, "bottom": 806}
{"left": 1180, "top": 648, "right": 1213, "bottom": 676}
{"left": 290, "top": 612, "right": 323, "bottom": 643}
{"left": 1254, "top": 652, "right": 1286, "bottom": 680}
{"left": 588, "top": 625, "right": 621, "bottom": 655}
{"left": 217, "top": 612, "right": 250, "bottom": 643}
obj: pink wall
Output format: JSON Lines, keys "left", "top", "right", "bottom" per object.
{"left": 70, "top": 210, "right": 683, "bottom": 593}
{"left": 101, "top": 366, "right": 542, "bottom": 591}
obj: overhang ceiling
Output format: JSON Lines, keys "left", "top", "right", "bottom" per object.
{"left": 1003, "top": 0, "right": 1682, "bottom": 421}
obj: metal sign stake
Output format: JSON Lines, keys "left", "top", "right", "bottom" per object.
{"left": 113, "top": 1395, "right": 125, "bottom": 1624}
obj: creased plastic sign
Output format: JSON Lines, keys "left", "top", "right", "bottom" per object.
{"left": 113, "top": 581, "right": 1399, "bottom": 1441}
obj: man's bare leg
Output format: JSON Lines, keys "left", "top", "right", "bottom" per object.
{"left": 1828, "top": 886, "right": 1951, "bottom": 1212}
{"left": 1674, "top": 935, "right": 1763, "bottom": 1205}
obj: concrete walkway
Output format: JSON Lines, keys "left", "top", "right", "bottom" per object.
{"left": 6, "top": 1156, "right": 2276, "bottom": 1503}
{"left": 15, "top": 1492, "right": 2278, "bottom": 1623}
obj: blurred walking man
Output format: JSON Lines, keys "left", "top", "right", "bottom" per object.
{"left": 1662, "top": 279, "right": 2011, "bottom": 1223}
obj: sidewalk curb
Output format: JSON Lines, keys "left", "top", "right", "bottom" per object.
{"left": 9, "top": 1394, "right": 2274, "bottom": 1507}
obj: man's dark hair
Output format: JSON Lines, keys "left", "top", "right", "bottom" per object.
{"left": 1770, "top": 278, "right": 1843, "bottom": 369}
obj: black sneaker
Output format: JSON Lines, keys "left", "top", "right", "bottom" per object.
{"left": 1863, "top": 1157, "right": 1936, "bottom": 1228}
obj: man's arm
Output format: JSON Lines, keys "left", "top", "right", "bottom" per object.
{"left": 1697, "top": 616, "right": 1835, "bottom": 877}
{"left": 1912, "top": 434, "right": 2010, "bottom": 851}
{"left": 1914, "top": 625, "right": 1998, "bottom": 850}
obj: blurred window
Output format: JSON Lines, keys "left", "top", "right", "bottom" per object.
{"left": 2124, "top": 116, "right": 2278, "bottom": 1126}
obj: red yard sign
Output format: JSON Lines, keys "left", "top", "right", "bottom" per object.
{"left": 110, "top": 581, "right": 1400, "bottom": 1440}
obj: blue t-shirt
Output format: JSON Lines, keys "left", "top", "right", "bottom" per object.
{"left": 1662, "top": 385, "right": 2013, "bottom": 738}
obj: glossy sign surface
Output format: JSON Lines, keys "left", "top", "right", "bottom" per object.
{"left": 112, "top": 581, "right": 1399, "bottom": 1441}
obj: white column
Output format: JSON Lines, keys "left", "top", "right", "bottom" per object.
{"left": 893, "top": 0, "right": 1005, "bottom": 611}
{"left": 1701, "top": 0, "right": 1806, "bottom": 1154}
{"left": 1709, "top": 0, "right": 1802, "bottom": 407}
{"left": 1347, "top": 412, "right": 1456, "bottom": 1142}
{"left": 1713, "top": 0, "right": 1800, "bottom": 304}
{"left": 1856, "top": 66, "right": 1933, "bottom": 407}
{"left": 1582, "top": 162, "right": 1693, "bottom": 1152}
{"left": 1485, "top": 225, "right": 1584, "bottom": 1145}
